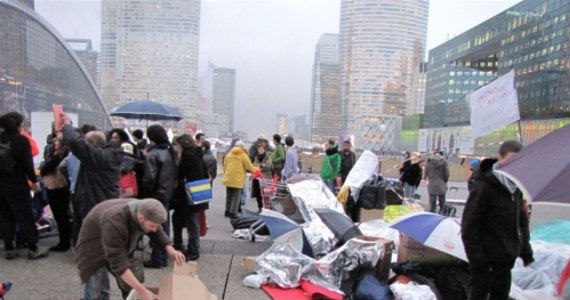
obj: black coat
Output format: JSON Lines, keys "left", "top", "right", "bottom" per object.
{"left": 174, "top": 147, "right": 209, "bottom": 213}
{"left": 62, "top": 125, "right": 123, "bottom": 218}
{"left": 140, "top": 146, "right": 177, "bottom": 203}
{"left": 400, "top": 162, "right": 422, "bottom": 187}
{"left": 461, "top": 173, "right": 534, "bottom": 269}
{"left": 0, "top": 131, "right": 37, "bottom": 185}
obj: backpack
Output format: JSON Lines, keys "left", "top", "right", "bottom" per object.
{"left": 0, "top": 141, "right": 16, "bottom": 174}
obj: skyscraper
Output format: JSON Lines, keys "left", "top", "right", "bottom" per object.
{"left": 66, "top": 39, "right": 98, "bottom": 87}
{"left": 339, "top": 0, "right": 429, "bottom": 133}
{"left": 211, "top": 68, "right": 236, "bottom": 133}
{"left": 310, "top": 33, "right": 341, "bottom": 144}
{"left": 99, "top": 0, "right": 200, "bottom": 120}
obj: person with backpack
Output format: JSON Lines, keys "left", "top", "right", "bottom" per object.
{"left": 0, "top": 111, "right": 49, "bottom": 260}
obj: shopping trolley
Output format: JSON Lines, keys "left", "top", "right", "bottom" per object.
{"left": 248, "top": 178, "right": 302, "bottom": 242}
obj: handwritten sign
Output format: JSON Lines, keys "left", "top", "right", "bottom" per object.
{"left": 467, "top": 69, "right": 520, "bottom": 139}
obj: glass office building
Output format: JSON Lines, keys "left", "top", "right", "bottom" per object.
{"left": 310, "top": 33, "right": 341, "bottom": 144}
{"left": 424, "top": 0, "right": 570, "bottom": 154}
{"left": 0, "top": 0, "right": 111, "bottom": 128}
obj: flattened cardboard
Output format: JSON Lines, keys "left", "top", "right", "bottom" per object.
{"left": 356, "top": 236, "right": 393, "bottom": 281}
{"left": 398, "top": 233, "right": 462, "bottom": 266}
{"left": 128, "top": 262, "right": 218, "bottom": 300}
{"left": 241, "top": 256, "right": 258, "bottom": 273}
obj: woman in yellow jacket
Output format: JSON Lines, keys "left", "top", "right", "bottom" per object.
{"left": 222, "top": 141, "right": 258, "bottom": 218}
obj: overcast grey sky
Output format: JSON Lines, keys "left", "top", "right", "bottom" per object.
{"left": 35, "top": 0, "right": 520, "bottom": 138}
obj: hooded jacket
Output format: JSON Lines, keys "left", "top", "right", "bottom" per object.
{"left": 140, "top": 145, "right": 177, "bottom": 203}
{"left": 222, "top": 146, "right": 258, "bottom": 188}
{"left": 462, "top": 172, "right": 534, "bottom": 267}
{"left": 425, "top": 155, "right": 450, "bottom": 195}
{"left": 320, "top": 144, "right": 342, "bottom": 180}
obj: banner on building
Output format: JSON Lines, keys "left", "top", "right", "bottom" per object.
{"left": 467, "top": 69, "right": 520, "bottom": 139}
{"left": 418, "top": 126, "right": 474, "bottom": 155}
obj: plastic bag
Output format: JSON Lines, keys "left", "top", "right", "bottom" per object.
{"left": 256, "top": 243, "right": 315, "bottom": 288}
{"left": 510, "top": 240, "right": 570, "bottom": 299}
{"left": 390, "top": 282, "right": 436, "bottom": 300}
{"left": 531, "top": 221, "right": 570, "bottom": 245}
{"left": 343, "top": 150, "right": 379, "bottom": 202}
{"left": 243, "top": 274, "right": 268, "bottom": 289}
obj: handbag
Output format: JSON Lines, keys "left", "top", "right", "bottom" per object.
{"left": 185, "top": 179, "right": 212, "bottom": 206}
{"left": 357, "top": 176, "right": 386, "bottom": 210}
{"left": 42, "top": 170, "right": 68, "bottom": 190}
{"left": 119, "top": 171, "right": 138, "bottom": 198}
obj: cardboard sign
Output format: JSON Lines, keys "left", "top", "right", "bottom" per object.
{"left": 52, "top": 104, "right": 64, "bottom": 131}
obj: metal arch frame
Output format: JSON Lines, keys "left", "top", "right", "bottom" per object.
{"left": 0, "top": 0, "right": 113, "bottom": 129}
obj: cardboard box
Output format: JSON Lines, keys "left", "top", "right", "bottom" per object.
{"left": 398, "top": 233, "right": 461, "bottom": 266}
{"left": 241, "top": 256, "right": 257, "bottom": 273}
{"left": 356, "top": 236, "right": 394, "bottom": 281}
{"left": 126, "top": 262, "right": 217, "bottom": 300}
{"left": 359, "top": 208, "right": 384, "bottom": 222}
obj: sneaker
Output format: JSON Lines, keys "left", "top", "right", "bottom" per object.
{"left": 28, "top": 246, "right": 49, "bottom": 260}
{"left": 143, "top": 260, "right": 166, "bottom": 269}
{"left": 5, "top": 250, "right": 18, "bottom": 260}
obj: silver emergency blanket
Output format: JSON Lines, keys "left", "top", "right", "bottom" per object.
{"left": 288, "top": 178, "right": 347, "bottom": 256}
{"left": 304, "top": 237, "right": 386, "bottom": 293}
{"left": 255, "top": 243, "right": 315, "bottom": 288}
{"left": 359, "top": 219, "right": 401, "bottom": 251}
{"left": 343, "top": 150, "right": 379, "bottom": 202}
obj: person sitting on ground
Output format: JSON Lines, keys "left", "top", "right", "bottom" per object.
{"left": 75, "top": 198, "right": 185, "bottom": 300}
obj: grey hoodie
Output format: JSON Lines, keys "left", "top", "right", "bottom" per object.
{"left": 425, "top": 155, "right": 450, "bottom": 195}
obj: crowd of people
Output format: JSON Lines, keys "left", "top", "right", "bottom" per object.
{"left": 0, "top": 109, "right": 536, "bottom": 300}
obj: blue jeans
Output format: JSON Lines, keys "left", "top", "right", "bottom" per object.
{"left": 403, "top": 183, "right": 416, "bottom": 199}
{"left": 323, "top": 179, "right": 335, "bottom": 193}
{"left": 429, "top": 194, "right": 446, "bottom": 213}
{"left": 83, "top": 267, "right": 110, "bottom": 300}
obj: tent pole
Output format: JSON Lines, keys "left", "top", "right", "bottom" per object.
{"left": 517, "top": 120, "right": 524, "bottom": 145}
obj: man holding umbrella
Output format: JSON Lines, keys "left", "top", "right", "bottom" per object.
{"left": 461, "top": 140, "right": 534, "bottom": 300}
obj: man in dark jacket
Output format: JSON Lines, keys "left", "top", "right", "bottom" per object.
{"left": 61, "top": 114, "right": 123, "bottom": 237}
{"left": 76, "top": 198, "right": 185, "bottom": 300}
{"left": 339, "top": 140, "right": 356, "bottom": 184}
{"left": 0, "top": 112, "right": 49, "bottom": 260}
{"left": 461, "top": 140, "right": 534, "bottom": 300}
{"left": 202, "top": 140, "right": 217, "bottom": 183}
{"left": 425, "top": 151, "right": 450, "bottom": 212}
{"left": 141, "top": 125, "right": 177, "bottom": 268}
{"left": 400, "top": 154, "right": 422, "bottom": 199}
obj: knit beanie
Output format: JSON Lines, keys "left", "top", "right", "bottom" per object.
{"left": 137, "top": 199, "right": 167, "bottom": 224}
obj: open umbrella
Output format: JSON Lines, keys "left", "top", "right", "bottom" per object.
{"left": 314, "top": 208, "right": 362, "bottom": 246}
{"left": 110, "top": 100, "right": 184, "bottom": 121}
{"left": 390, "top": 212, "right": 468, "bottom": 262}
{"left": 495, "top": 125, "right": 570, "bottom": 205}
{"left": 259, "top": 209, "right": 314, "bottom": 257}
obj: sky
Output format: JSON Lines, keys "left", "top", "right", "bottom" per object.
{"left": 35, "top": 0, "right": 521, "bottom": 138}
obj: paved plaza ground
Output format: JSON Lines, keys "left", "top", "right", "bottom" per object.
{"left": 1, "top": 177, "right": 568, "bottom": 299}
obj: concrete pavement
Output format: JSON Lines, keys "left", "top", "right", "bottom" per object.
{"left": 1, "top": 176, "right": 568, "bottom": 299}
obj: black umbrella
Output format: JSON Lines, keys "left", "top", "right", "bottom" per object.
{"left": 496, "top": 124, "right": 570, "bottom": 205}
{"left": 110, "top": 100, "right": 184, "bottom": 121}
{"left": 314, "top": 208, "right": 362, "bottom": 246}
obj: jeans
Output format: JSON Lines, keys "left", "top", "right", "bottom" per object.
{"left": 225, "top": 187, "right": 242, "bottom": 215}
{"left": 403, "top": 183, "right": 416, "bottom": 199}
{"left": 323, "top": 179, "right": 335, "bottom": 193}
{"left": 83, "top": 267, "right": 110, "bottom": 300}
{"left": 149, "top": 200, "right": 170, "bottom": 265}
{"left": 172, "top": 209, "right": 200, "bottom": 255}
{"left": 150, "top": 216, "right": 170, "bottom": 265}
{"left": 429, "top": 194, "right": 446, "bottom": 213}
